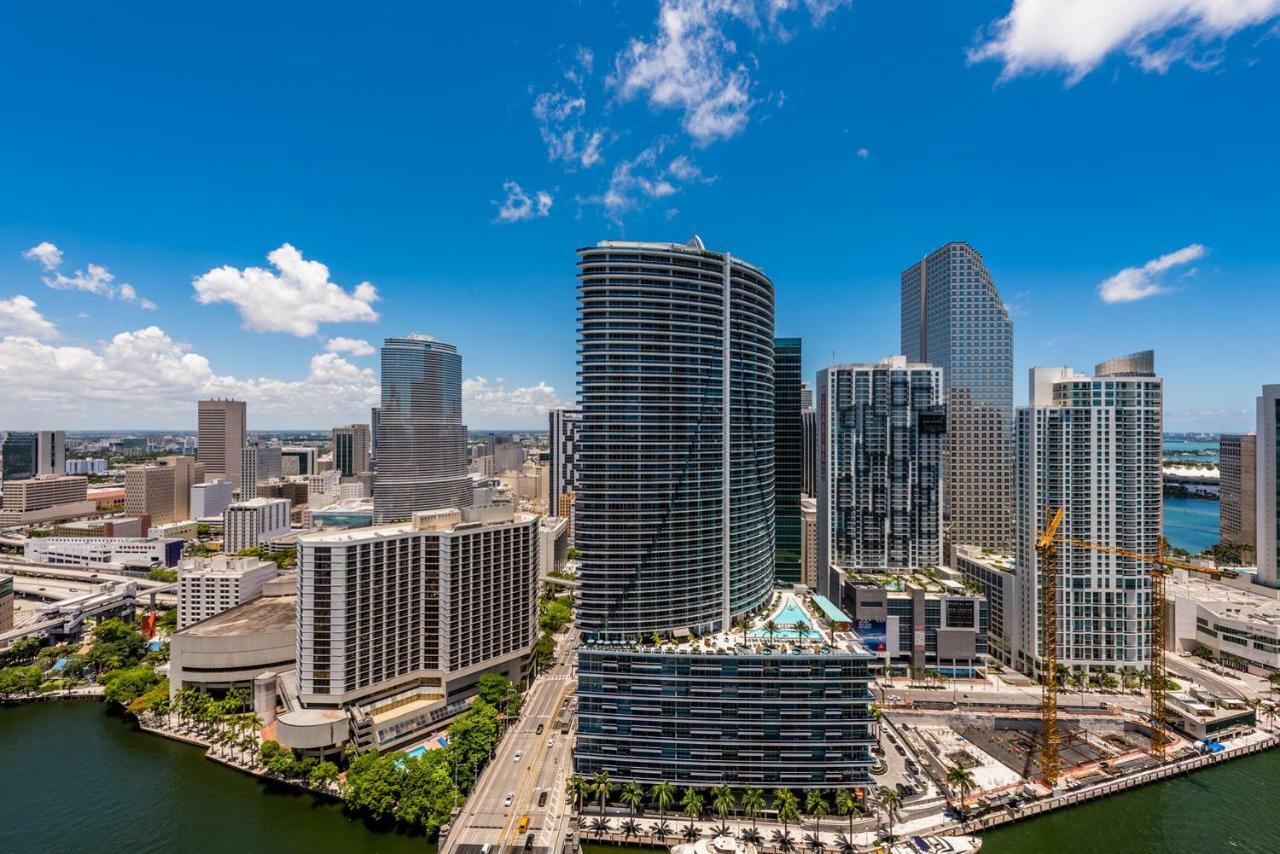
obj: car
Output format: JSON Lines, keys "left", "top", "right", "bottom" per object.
{"left": 536, "top": 723, "right": 544, "bottom": 735}
{"left": 547, "top": 738, "right": 554, "bottom": 749}
{"left": 537, "top": 790, "right": 548, "bottom": 808}
{"left": 482, "top": 845, "right": 493, "bottom": 854}
{"left": 504, "top": 793, "right": 514, "bottom": 807}
{"left": 518, "top": 815, "right": 530, "bottom": 833}
{"left": 895, "top": 745, "right": 906, "bottom": 756}
{"left": 525, "top": 833, "right": 535, "bottom": 850}
{"left": 888, "top": 694, "right": 903, "bottom": 703}
{"left": 514, "top": 751, "right": 522, "bottom": 763}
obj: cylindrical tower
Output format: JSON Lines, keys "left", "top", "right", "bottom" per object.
{"left": 575, "top": 236, "right": 775, "bottom": 639}
{"left": 373, "top": 336, "right": 472, "bottom": 522}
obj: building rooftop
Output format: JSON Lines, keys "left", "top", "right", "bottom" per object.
{"left": 955, "top": 545, "right": 1017, "bottom": 574}
{"left": 298, "top": 506, "right": 535, "bottom": 544}
{"left": 228, "top": 497, "right": 290, "bottom": 509}
{"left": 178, "top": 593, "right": 297, "bottom": 638}
{"left": 1168, "top": 575, "right": 1280, "bottom": 628}
{"left": 179, "top": 555, "right": 275, "bottom": 578}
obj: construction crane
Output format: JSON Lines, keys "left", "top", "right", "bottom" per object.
{"left": 1034, "top": 506, "right": 1238, "bottom": 787}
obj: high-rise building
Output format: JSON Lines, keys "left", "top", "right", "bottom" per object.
{"left": 800, "top": 380, "right": 814, "bottom": 410}
{"left": 373, "top": 337, "right": 471, "bottom": 523}
{"left": 126, "top": 458, "right": 202, "bottom": 526}
{"left": 1014, "top": 352, "right": 1162, "bottom": 676}
{"left": 548, "top": 408, "right": 582, "bottom": 516}
{"left": 370, "top": 407, "right": 381, "bottom": 465}
{"left": 1257, "top": 386, "right": 1280, "bottom": 587}
{"left": 191, "top": 480, "right": 235, "bottom": 519}
{"left": 901, "top": 242, "right": 1013, "bottom": 555}
{"left": 2, "top": 430, "right": 64, "bottom": 481}
{"left": 573, "top": 237, "right": 873, "bottom": 792}
{"left": 802, "top": 407, "right": 818, "bottom": 498}
{"left": 332, "top": 424, "right": 371, "bottom": 478}
{"left": 223, "top": 497, "right": 292, "bottom": 553}
{"left": 575, "top": 236, "right": 775, "bottom": 638}
{"left": 178, "top": 555, "right": 278, "bottom": 629}
{"left": 816, "top": 358, "right": 944, "bottom": 595}
{"left": 1219, "top": 433, "right": 1256, "bottom": 557}
{"left": 241, "top": 442, "right": 282, "bottom": 496}
{"left": 774, "top": 337, "right": 803, "bottom": 585}
{"left": 198, "top": 400, "right": 247, "bottom": 487}
{"left": 295, "top": 506, "right": 539, "bottom": 748}
{"left": 492, "top": 439, "right": 525, "bottom": 473}
{"left": 800, "top": 495, "right": 818, "bottom": 588}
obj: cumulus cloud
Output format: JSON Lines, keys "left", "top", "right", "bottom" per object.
{"left": 970, "top": 0, "right": 1280, "bottom": 83}
{"left": 0, "top": 326, "right": 378, "bottom": 428}
{"left": 582, "top": 144, "right": 711, "bottom": 223}
{"left": 856, "top": 146, "right": 870, "bottom": 158}
{"left": 1098, "top": 244, "right": 1206, "bottom": 304}
{"left": 192, "top": 243, "right": 379, "bottom": 336}
{"left": 609, "top": 0, "right": 849, "bottom": 146}
{"left": 0, "top": 295, "right": 58, "bottom": 340}
{"left": 533, "top": 48, "right": 608, "bottom": 170}
{"left": 462, "top": 376, "right": 571, "bottom": 426}
{"left": 326, "top": 336, "right": 376, "bottom": 356}
{"left": 495, "top": 180, "right": 554, "bottom": 223}
{"left": 23, "top": 241, "right": 63, "bottom": 270}
{"left": 23, "top": 242, "right": 156, "bottom": 307}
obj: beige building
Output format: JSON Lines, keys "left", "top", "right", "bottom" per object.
{"left": 800, "top": 495, "right": 818, "bottom": 588}
{"left": 1220, "top": 433, "right": 1256, "bottom": 556}
{"left": 198, "top": 399, "right": 247, "bottom": 486}
{"left": 124, "top": 456, "right": 204, "bottom": 526}
{"left": 0, "top": 475, "right": 95, "bottom": 525}
{"left": 0, "top": 574, "right": 13, "bottom": 634}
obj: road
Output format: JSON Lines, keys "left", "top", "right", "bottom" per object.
{"left": 443, "top": 630, "right": 578, "bottom": 854}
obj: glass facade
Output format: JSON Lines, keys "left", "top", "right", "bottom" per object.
{"left": 774, "top": 337, "right": 803, "bottom": 584}
{"left": 2, "top": 432, "right": 37, "bottom": 481}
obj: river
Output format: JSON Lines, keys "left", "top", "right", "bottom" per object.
{"left": 1164, "top": 495, "right": 1220, "bottom": 555}
{"left": 0, "top": 701, "right": 432, "bottom": 854}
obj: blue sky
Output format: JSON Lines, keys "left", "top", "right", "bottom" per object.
{"left": 1, "top": 1, "right": 1278, "bottom": 430}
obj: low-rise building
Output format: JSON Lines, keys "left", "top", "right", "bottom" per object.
{"left": 25, "top": 536, "right": 184, "bottom": 569}
{"left": 954, "top": 546, "right": 1019, "bottom": 667}
{"left": 305, "top": 498, "right": 374, "bottom": 530}
{"left": 178, "top": 555, "right": 279, "bottom": 630}
{"left": 223, "top": 498, "right": 291, "bottom": 553}
{"left": 148, "top": 520, "right": 200, "bottom": 541}
{"left": 192, "top": 480, "right": 235, "bottom": 519}
{"left": 51, "top": 515, "right": 147, "bottom": 539}
{"left": 0, "top": 475, "right": 94, "bottom": 525}
{"left": 1167, "top": 573, "right": 1280, "bottom": 675}
{"left": 0, "top": 574, "right": 13, "bottom": 633}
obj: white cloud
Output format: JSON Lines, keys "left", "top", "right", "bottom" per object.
{"left": 192, "top": 243, "right": 379, "bottom": 336}
{"left": 495, "top": 180, "right": 554, "bottom": 223}
{"left": 971, "top": 0, "right": 1280, "bottom": 83}
{"left": 533, "top": 48, "right": 609, "bottom": 169}
{"left": 462, "top": 375, "right": 571, "bottom": 426}
{"left": 856, "top": 146, "right": 870, "bottom": 158}
{"left": 0, "top": 326, "right": 378, "bottom": 428}
{"left": 23, "top": 242, "right": 156, "bottom": 307}
{"left": 666, "top": 154, "right": 702, "bottom": 180}
{"left": 1098, "top": 243, "right": 1206, "bottom": 304}
{"left": 584, "top": 144, "right": 711, "bottom": 222}
{"left": 22, "top": 241, "right": 63, "bottom": 270}
{"left": 0, "top": 295, "right": 58, "bottom": 340}
{"left": 326, "top": 336, "right": 376, "bottom": 357}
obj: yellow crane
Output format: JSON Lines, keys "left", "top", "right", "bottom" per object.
{"left": 1034, "top": 507, "right": 1238, "bottom": 786}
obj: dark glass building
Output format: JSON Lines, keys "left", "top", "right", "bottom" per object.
{"left": 773, "top": 337, "right": 803, "bottom": 584}
{"left": 2, "top": 432, "right": 37, "bottom": 481}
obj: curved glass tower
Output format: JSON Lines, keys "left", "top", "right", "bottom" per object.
{"left": 576, "top": 236, "right": 775, "bottom": 639}
{"left": 373, "top": 337, "right": 472, "bottom": 522}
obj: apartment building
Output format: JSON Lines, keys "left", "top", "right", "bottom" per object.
{"left": 178, "top": 555, "right": 278, "bottom": 629}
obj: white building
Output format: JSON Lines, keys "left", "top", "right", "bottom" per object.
{"left": 1015, "top": 351, "right": 1163, "bottom": 677}
{"left": 25, "top": 536, "right": 183, "bottom": 569}
{"left": 177, "top": 555, "right": 279, "bottom": 630}
{"left": 67, "top": 458, "right": 108, "bottom": 476}
{"left": 192, "top": 479, "right": 235, "bottom": 519}
{"left": 539, "top": 515, "right": 569, "bottom": 579}
{"left": 307, "top": 470, "right": 341, "bottom": 505}
{"left": 1257, "top": 385, "right": 1280, "bottom": 588}
{"left": 224, "top": 498, "right": 291, "bottom": 554}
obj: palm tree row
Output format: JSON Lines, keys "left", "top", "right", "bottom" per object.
{"left": 169, "top": 686, "right": 262, "bottom": 763}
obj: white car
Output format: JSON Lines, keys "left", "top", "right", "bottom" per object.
{"left": 888, "top": 694, "right": 903, "bottom": 703}
{"left": 504, "top": 793, "right": 514, "bottom": 807}
{"left": 513, "top": 751, "right": 522, "bottom": 763}
{"left": 547, "top": 738, "right": 554, "bottom": 749}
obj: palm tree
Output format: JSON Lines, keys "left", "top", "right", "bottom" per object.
{"left": 773, "top": 789, "right": 799, "bottom": 838}
{"left": 946, "top": 765, "right": 977, "bottom": 819}
{"left": 593, "top": 771, "right": 613, "bottom": 819}
{"left": 876, "top": 787, "right": 902, "bottom": 843}
{"left": 805, "top": 790, "right": 829, "bottom": 838}
{"left": 621, "top": 782, "right": 645, "bottom": 818}
{"left": 741, "top": 786, "right": 765, "bottom": 832}
{"left": 568, "top": 774, "right": 590, "bottom": 814}
{"left": 763, "top": 619, "right": 779, "bottom": 644}
{"left": 835, "top": 789, "right": 862, "bottom": 840}
{"left": 681, "top": 787, "right": 704, "bottom": 838}
{"left": 711, "top": 783, "right": 736, "bottom": 822}
{"left": 588, "top": 816, "right": 612, "bottom": 838}
{"left": 652, "top": 780, "right": 676, "bottom": 825}
{"left": 792, "top": 619, "right": 810, "bottom": 639}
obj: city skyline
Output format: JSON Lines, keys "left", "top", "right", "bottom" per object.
{"left": 3, "top": 2, "right": 1280, "bottom": 431}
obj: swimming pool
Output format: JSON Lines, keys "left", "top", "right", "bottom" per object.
{"left": 749, "top": 596, "right": 822, "bottom": 640}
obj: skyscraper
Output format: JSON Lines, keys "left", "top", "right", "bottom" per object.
{"left": 548, "top": 408, "right": 581, "bottom": 516}
{"left": 774, "top": 337, "right": 803, "bottom": 584}
{"left": 1219, "top": 433, "right": 1256, "bottom": 557}
{"left": 1015, "top": 351, "right": 1162, "bottom": 676}
{"left": 373, "top": 337, "right": 472, "bottom": 523}
{"left": 901, "top": 242, "right": 1013, "bottom": 554}
{"left": 816, "top": 358, "right": 944, "bottom": 594}
{"left": 575, "top": 237, "right": 776, "bottom": 638}
{"left": 1257, "top": 385, "right": 1280, "bottom": 588}
{"left": 370, "top": 407, "right": 381, "bottom": 465}
{"left": 1, "top": 430, "right": 64, "bottom": 481}
{"left": 197, "top": 400, "right": 247, "bottom": 487}
{"left": 332, "top": 424, "right": 371, "bottom": 478}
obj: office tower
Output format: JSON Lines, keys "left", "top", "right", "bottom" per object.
{"left": 575, "top": 238, "right": 871, "bottom": 792}
{"left": 800, "top": 495, "right": 818, "bottom": 588}
{"left": 241, "top": 443, "right": 281, "bottom": 497}
{"left": 198, "top": 400, "right": 247, "bottom": 486}
{"left": 2, "top": 430, "right": 64, "bottom": 481}
{"left": 1015, "top": 351, "right": 1162, "bottom": 676}
{"left": 332, "top": 424, "right": 371, "bottom": 478}
{"left": 374, "top": 337, "right": 472, "bottom": 523}
{"left": 295, "top": 506, "right": 539, "bottom": 743}
{"left": 191, "top": 480, "right": 235, "bottom": 519}
{"left": 816, "top": 358, "right": 945, "bottom": 594}
{"left": 370, "top": 407, "right": 380, "bottom": 464}
{"left": 800, "top": 380, "right": 814, "bottom": 410}
{"left": 774, "top": 337, "right": 803, "bottom": 584}
{"left": 223, "top": 497, "right": 291, "bottom": 553}
{"left": 125, "top": 465, "right": 175, "bottom": 525}
{"left": 1219, "top": 433, "right": 1257, "bottom": 557}
{"left": 1258, "top": 386, "right": 1280, "bottom": 587}
{"left": 492, "top": 439, "right": 525, "bottom": 472}
{"left": 281, "top": 446, "right": 316, "bottom": 477}
{"left": 178, "top": 555, "right": 277, "bottom": 630}
{"left": 802, "top": 407, "right": 818, "bottom": 498}
{"left": 901, "top": 242, "right": 1013, "bottom": 554}
{"left": 575, "top": 236, "right": 776, "bottom": 638}
{"left": 548, "top": 408, "right": 581, "bottom": 515}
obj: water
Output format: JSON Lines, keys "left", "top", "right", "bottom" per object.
{"left": 981, "top": 749, "right": 1280, "bottom": 853}
{"left": 0, "top": 701, "right": 433, "bottom": 854}
{"left": 751, "top": 595, "right": 822, "bottom": 639}
{"left": 1164, "top": 437, "right": 1219, "bottom": 465}
{"left": 1164, "top": 495, "right": 1221, "bottom": 554}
